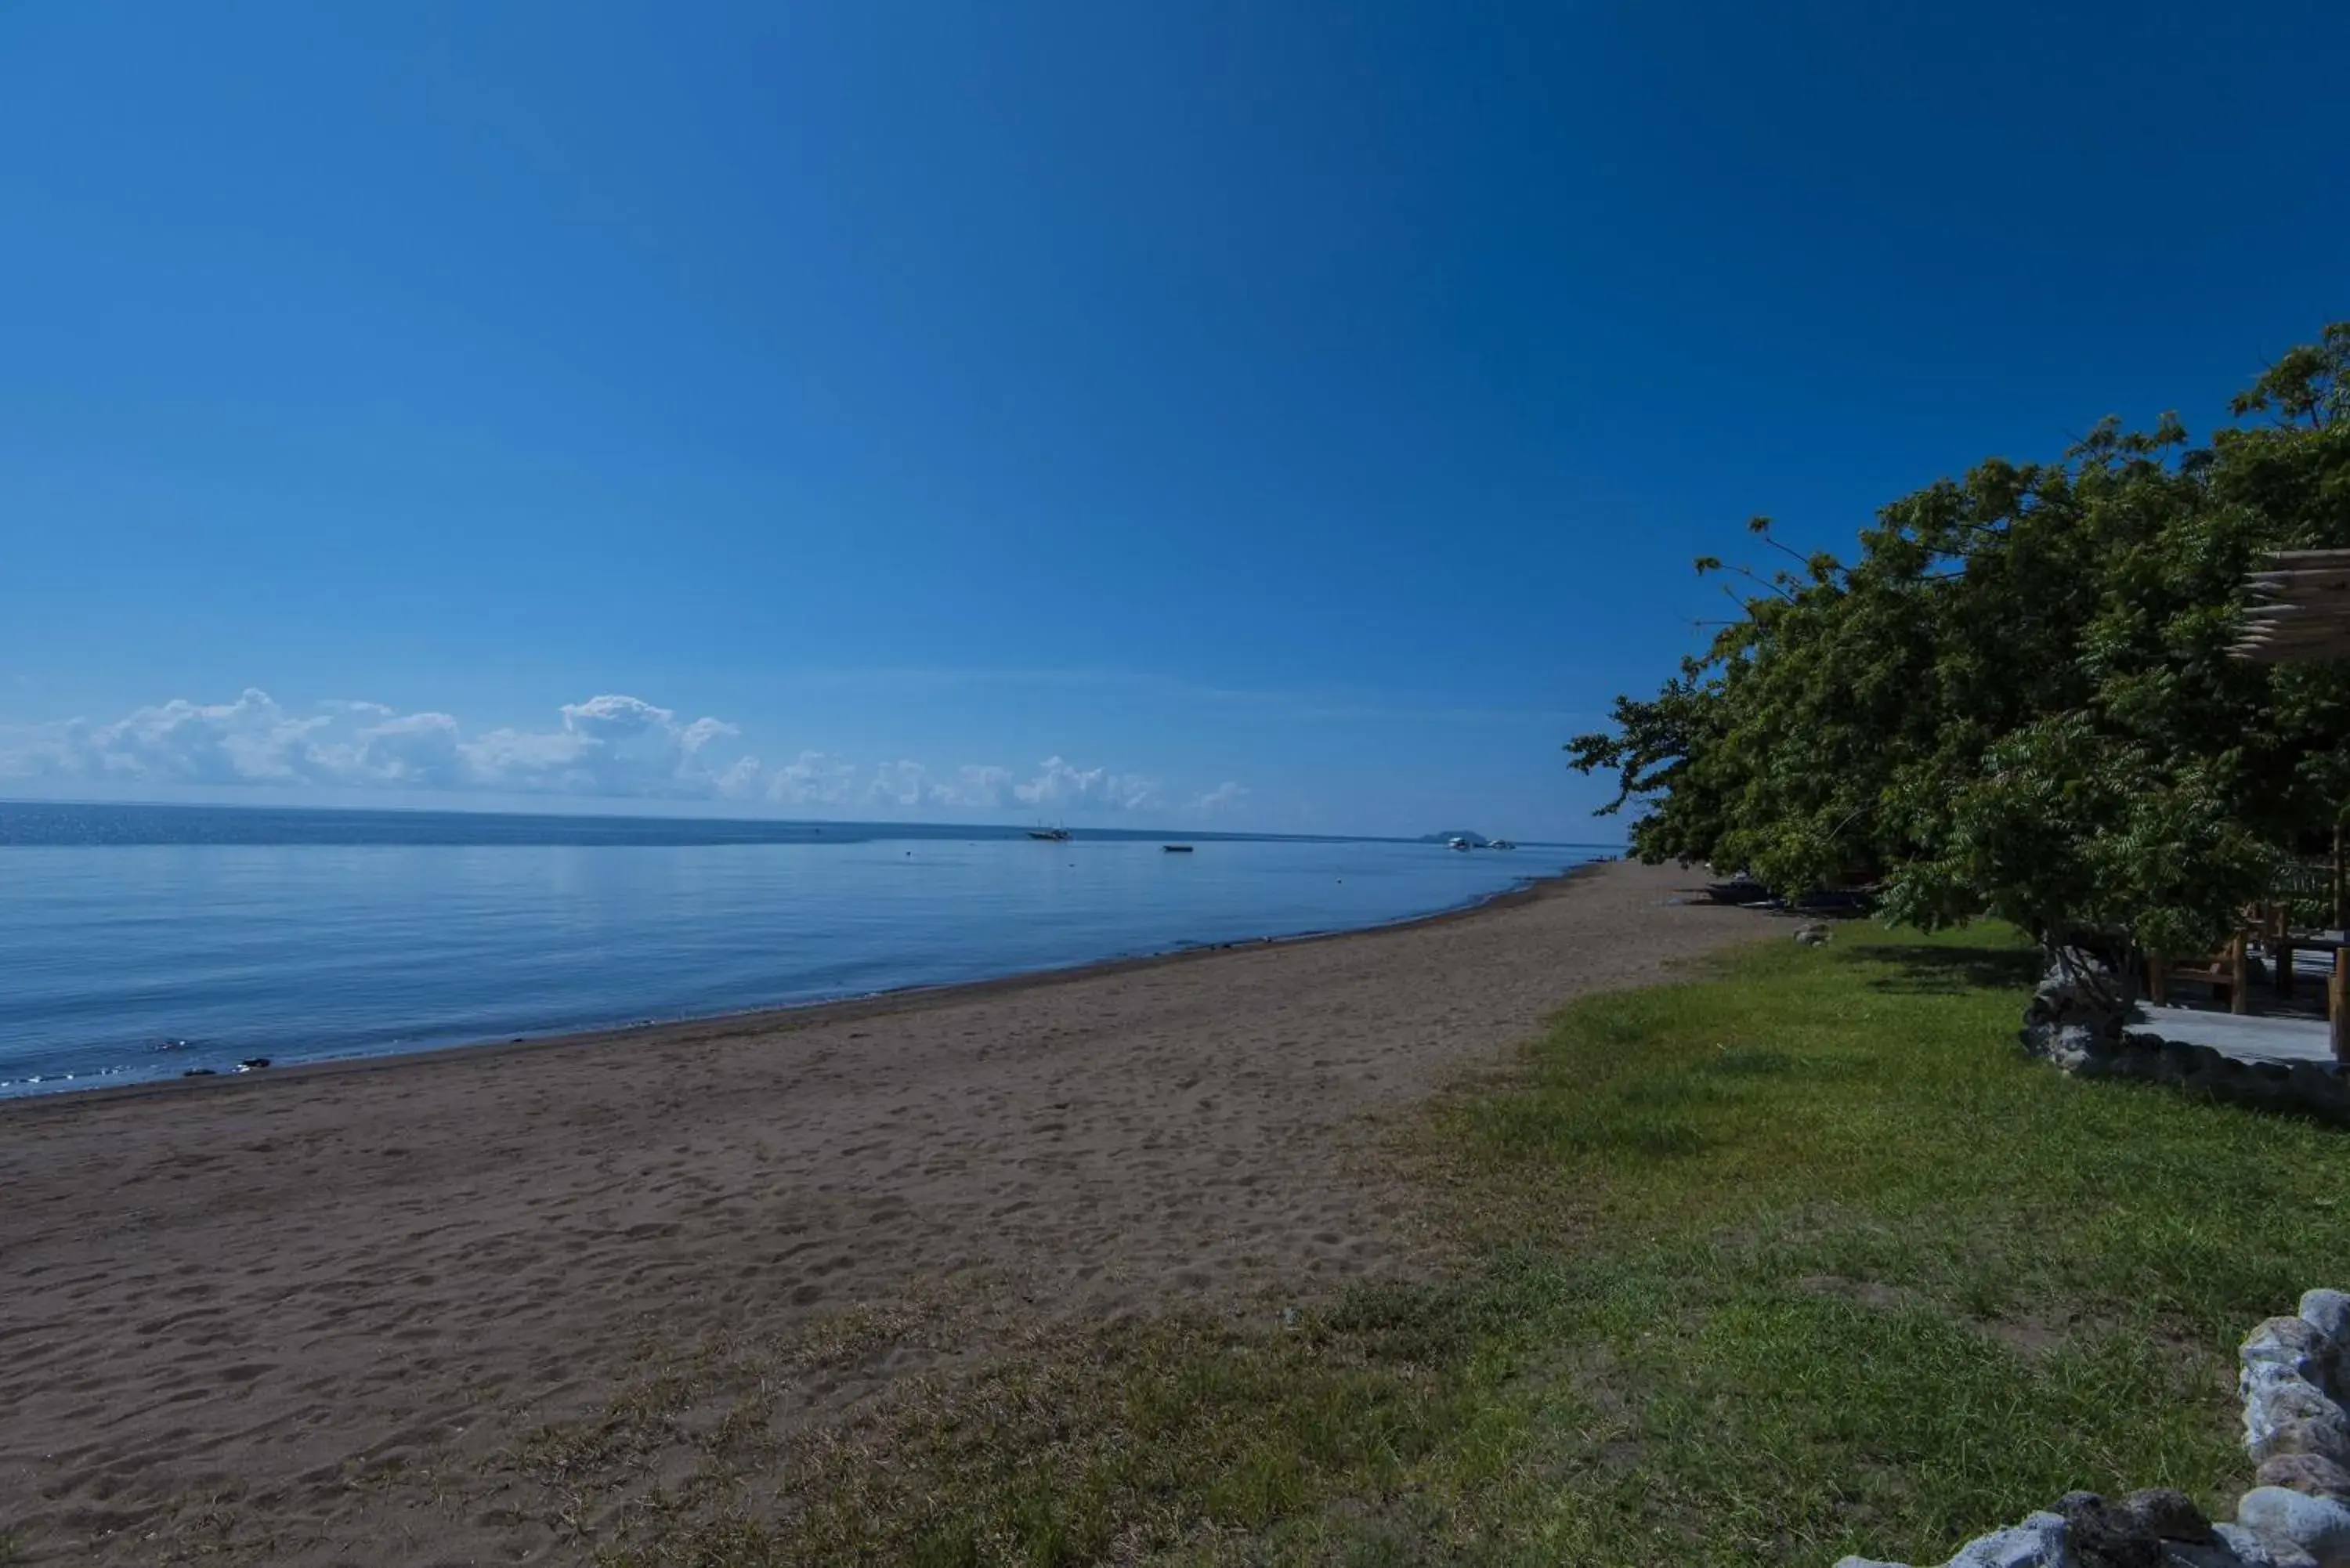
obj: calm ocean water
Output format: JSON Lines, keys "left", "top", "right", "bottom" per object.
{"left": 0, "top": 803, "right": 1603, "bottom": 1097}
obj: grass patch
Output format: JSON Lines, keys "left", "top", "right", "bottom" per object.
{"left": 779, "top": 1299, "right": 1489, "bottom": 1567}
{"left": 547, "top": 925, "right": 2350, "bottom": 1565}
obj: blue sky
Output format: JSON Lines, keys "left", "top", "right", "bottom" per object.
{"left": 2, "top": 2, "right": 2343, "bottom": 839}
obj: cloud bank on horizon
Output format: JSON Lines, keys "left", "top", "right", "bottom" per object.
{"left": 0, "top": 689, "right": 1246, "bottom": 820}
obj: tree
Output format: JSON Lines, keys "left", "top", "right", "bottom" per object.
{"left": 1569, "top": 325, "right": 2350, "bottom": 953}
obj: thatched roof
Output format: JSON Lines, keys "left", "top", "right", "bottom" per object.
{"left": 2232, "top": 551, "right": 2350, "bottom": 663}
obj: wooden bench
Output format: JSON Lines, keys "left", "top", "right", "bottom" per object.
{"left": 2145, "top": 934, "right": 2252, "bottom": 1013}
{"left": 2148, "top": 920, "right": 2350, "bottom": 1062}
{"left": 2249, "top": 902, "right": 2296, "bottom": 1000}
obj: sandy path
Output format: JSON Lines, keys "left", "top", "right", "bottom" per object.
{"left": 0, "top": 858, "right": 1756, "bottom": 1563}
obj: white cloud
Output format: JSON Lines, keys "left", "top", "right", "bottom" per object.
{"left": 0, "top": 689, "right": 1209, "bottom": 820}
{"left": 1193, "top": 781, "right": 1249, "bottom": 815}
{"left": 0, "top": 720, "right": 79, "bottom": 780}
{"left": 865, "top": 760, "right": 933, "bottom": 808}
{"left": 7, "top": 688, "right": 331, "bottom": 786}
{"left": 711, "top": 755, "right": 761, "bottom": 799}
{"left": 1013, "top": 755, "right": 1159, "bottom": 812}
{"left": 313, "top": 710, "right": 468, "bottom": 787}
{"left": 461, "top": 695, "right": 747, "bottom": 797}
{"left": 768, "top": 750, "right": 857, "bottom": 807}
{"left": 0, "top": 689, "right": 754, "bottom": 801}
{"left": 848, "top": 756, "right": 1162, "bottom": 816}
{"left": 464, "top": 723, "right": 592, "bottom": 775}
{"left": 933, "top": 764, "right": 1014, "bottom": 811}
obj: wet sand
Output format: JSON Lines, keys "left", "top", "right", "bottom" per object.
{"left": 0, "top": 857, "right": 1758, "bottom": 1563}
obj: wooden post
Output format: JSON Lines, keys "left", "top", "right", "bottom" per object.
{"left": 2279, "top": 934, "right": 2296, "bottom": 1000}
{"left": 2146, "top": 953, "right": 2168, "bottom": 1006}
{"left": 2229, "top": 934, "right": 2251, "bottom": 1015}
{"left": 2333, "top": 947, "right": 2349, "bottom": 1063}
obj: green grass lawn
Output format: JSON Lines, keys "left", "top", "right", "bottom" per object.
{"left": 577, "top": 924, "right": 2350, "bottom": 1567}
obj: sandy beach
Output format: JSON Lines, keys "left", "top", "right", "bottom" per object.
{"left": 0, "top": 858, "right": 1759, "bottom": 1564}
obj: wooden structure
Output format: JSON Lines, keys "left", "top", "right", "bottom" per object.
{"left": 2232, "top": 550, "right": 2350, "bottom": 663}
{"left": 2145, "top": 934, "right": 2251, "bottom": 1013}
{"left": 2251, "top": 902, "right": 2295, "bottom": 1001}
{"left": 2230, "top": 549, "right": 2350, "bottom": 1059}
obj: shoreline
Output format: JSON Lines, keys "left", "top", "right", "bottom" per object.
{"left": 0, "top": 858, "right": 1613, "bottom": 1115}
{"left": 0, "top": 857, "right": 1759, "bottom": 1565}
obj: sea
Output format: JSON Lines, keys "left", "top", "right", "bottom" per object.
{"left": 0, "top": 801, "right": 1605, "bottom": 1097}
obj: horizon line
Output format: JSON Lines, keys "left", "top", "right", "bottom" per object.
{"left": 0, "top": 795, "right": 1625, "bottom": 851}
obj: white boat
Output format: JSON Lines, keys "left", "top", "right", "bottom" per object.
{"left": 1025, "top": 826, "right": 1072, "bottom": 843}
{"left": 1446, "top": 836, "right": 1472, "bottom": 852}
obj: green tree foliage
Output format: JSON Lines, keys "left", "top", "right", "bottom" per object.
{"left": 1569, "top": 325, "right": 2350, "bottom": 951}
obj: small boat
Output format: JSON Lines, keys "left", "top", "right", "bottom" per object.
{"left": 1446, "top": 836, "right": 1473, "bottom": 851}
{"left": 1025, "top": 827, "right": 1072, "bottom": 842}
{"left": 1489, "top": 838, "right": 1517, "bottom": 850}
{"left": 1162, "top": 844, "right": 1195, "bottom": 853}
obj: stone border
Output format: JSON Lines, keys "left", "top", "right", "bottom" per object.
{"left": 1835, "top": 1291, "right": 2350, "bottom": 1567}
{"left": 2068, "top": 1029, "right": 2349, "bottom": 1124}
{"left": 2022, "top": 967, "right": 2350, "bottom": 1124}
